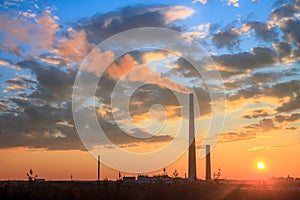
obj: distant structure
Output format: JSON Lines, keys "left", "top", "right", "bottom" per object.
{"left": 206, "top": 145, "right": 211, "bottom": 181}
{"left": 97, "top": 155, "right": 100, "bottom": 182}
{"left": 123, "top": 176, "right": 136, "bottom": 183}
{"left": 35, "top": 178, "right": 45, "bottom": 183}
{"left": 123, "top": 175, "right": 172, "bottom": 184}
{"left": 188, "top": 93, "right": 196, "bottom": 180}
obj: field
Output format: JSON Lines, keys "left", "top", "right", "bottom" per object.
{"left": 1, "top": 181, "right": 300, "bottom": 200}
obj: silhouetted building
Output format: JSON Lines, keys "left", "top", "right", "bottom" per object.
{"left": 123, "top": 176, "right": 136, "bottom": 183}
{"left": 206, "top": 145, "right": 211, "bottom": 181}
{"left": 153, "top": 175, "right": 172, "bottom": 183}
{"left": 138, "top": 175, "right": 152, "bottom": 183}
{"left": 188, "top": 93, "right": 196, "bottom": 180}
{"left": 137, "top": 175, "right": 173, "bottom": 183}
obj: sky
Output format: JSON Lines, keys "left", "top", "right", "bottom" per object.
{"left": 0, "top": 0, "right": 300, "bottom": 181}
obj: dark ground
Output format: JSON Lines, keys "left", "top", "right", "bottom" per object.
{"left": 1, "top": 181, "right": 300, "bottom": 200}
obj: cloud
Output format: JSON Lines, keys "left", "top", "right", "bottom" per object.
{"left": 193, "top": 0, "right": 208, "bottom": 4}
{"left": 246, "top": 143, "right": 299, "bottom": 151}
{"left": 224, "top": 73, "right": 271, "bottom": 89}
{"left": 271, "top": 1, "right": 300, "bottom": 21}
{"left": 208, "top": 0, "right": 299, "bottom": 54}
{"left": 241, "top": 107, "right": 276, "bottom": 119}
{"left": 106, "top": 54, "right": 138, "bottom": 80}
{"left": 272, "top": 42, "right": 292, "bottom": 58}
{"left": 126, "top": 65, "right": 191, "bottom": 94}
{"left": 218, "top": 108, "right": 300, "bottom": 143}
{"left": 18, "top": 11, "right": 36, "bottom": 18}
{"left": 276, "top": 94, "right": 300, "bottom": 112}
{"left": 54, "top": 29, "right": 95, "bottom": 63}
{"left": 0, "top": 96, "right": 85, "bottom": 150}
{"left": 0, "top": 53, "right": 181, "bottom": 151}
{"left": 0, "top": 59, "right": 11, "bottom": 66}
{"left": 127, "top": 84, "right": 211, "bottom": 123}
{"left": 0, "top": 10, "right": 59, "bottom": 56}
{"left": 96, "top": 80, "right": 210, "bottom": 131}
{"left": 243, "top": 21, "right": 278, "bottom": 42}
{"left": 81, "top": 47, "right": 115, "bottom": 76}
{"left": 151, "top": 6, "right": 195, "bottom": 24}
{"left": 244, "top": 113, "right": 300, "bottom": 133}
{"left": 218, "top": 131, "right": 257, "bottom": 143}
{"left": 211, "top": 29, "right": 240, "bottom": 50}
{"left": 183, "top": 23, "right": 210, "bottom": 40}
{"left": 279, "top": 19, "right": 300, "bottom": 45}
{"left": 213, "top": 47, "right": 279, "bottom": 71}
{"left": 76, "top": 5, "right": 193, "bottom": 44}
{"left": 218, "top": 112, "right": 299, "bottom": 143}
{"left": 227, "top": 0, "right": 239, "bottom": 7}
{"left": 0, "top": 91, "right": 173, "bottom": 150}
{"left": 105, "top": 53, "right": 191, "bottom": 94}
{"left": 1, "top": 2, "right": 300, "bottom": 150}
{"left": 142, "top": 51, "right": 173, "bottom": 64}
{"left": 5, "top": 78, "right": 31, "bottom": 92}
{"left": 244, "top": 118, "right": 280, "bottom": 132}
{"left": 15, "top": 60, "right": 75, "bottom": 101}
{"left": 275, "top": 113, "right": 300, "bottom": 123}
{"left": 226, "top": 80, "right": 300, "bottom": 112}
{"left": 127, "top": 84, "right": 182, "bottom": 124}
{"left": 39, "top": 56, "right": 67, "bottom": 66}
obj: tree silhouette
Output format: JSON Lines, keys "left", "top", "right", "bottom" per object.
{"left": 26, "top": 169, "right": 37, "bottom": 183}
{"left": 162, "top": 167, "right": 167, "bottom": 176}
{"left": 172, "top": 170, "right": 179, "bottom": 178}
{"left": 213, "top": 168, "right": 221, "bottom": 183}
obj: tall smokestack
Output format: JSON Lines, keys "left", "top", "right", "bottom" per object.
{"left": 188, "top": 93, "right": 196, "bottom": 180}
{"left": 97, "top": 155, "right": 100, "bottom": 182}
{"left": 206, "top": 145, "right": 211, "bottom": 181}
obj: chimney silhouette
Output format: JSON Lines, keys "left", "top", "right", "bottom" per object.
{"left": 188, "top": 93, "right": 196, "bottom": 180}
{"left": 97, "top": 155, "right": 100, "bottom": 182}
{"left": 206, "top": 145, "right": 211, "bottom": 181}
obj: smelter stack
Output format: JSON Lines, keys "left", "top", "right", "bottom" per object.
{"left": 188, "top": 93, "right": 196, "bottom": 180}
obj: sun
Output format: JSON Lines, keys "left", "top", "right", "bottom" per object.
{"left": 257, "top": 161, "right": 265, "bottom": 170}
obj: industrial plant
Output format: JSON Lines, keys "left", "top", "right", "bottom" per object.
{"left": 96, "top": 93, "right": 212, "bottom": 183}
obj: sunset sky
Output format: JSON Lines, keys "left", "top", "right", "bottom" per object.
{"left": 0, "top": 0, "right": 300, "bottom": 181}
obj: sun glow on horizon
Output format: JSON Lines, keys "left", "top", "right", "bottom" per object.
{"left": 257, "top": 161, "right": 265, "bottom": 170}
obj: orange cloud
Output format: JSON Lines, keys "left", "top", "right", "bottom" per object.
{"left": 81, "top": 47, "right": 115, "bottom": 76}
{"left": 0, "top": 10, "right": 59, "bottom": 56}
{"left": 55, "top": 30, "right": 95, "bottom": 63}
{"left": 0, "top": 59, "right": 10, "bottom": 66}
{"left": 226, "top": 96, "right": 291, "bottom": 113}
{"left": 40, "top": 57, "right": 64, "bottom": 65}
{"left": 18, "top": 11, "right": 36, "bottom": 18}
{"left": 128, "top": 65, "right": 191, "bottom": 94}
{"left": 106, "top": 54, "right": 138, "bottom": 80}
{"left": 131, "top": 105, "right": 181, "bottom": 124}
{"left": 148, "top": 6, "right": 195, "bottom": 24}
{"left": 34, "top": 10, "right": 59, "bottom": 50}
{"left": 142, "top": 51, "right": 173, "bottom": 64}
{"left": 228, "top": 0, "right": 239, "bottom": 7}
{"left": 106, "top": 54, "right": 191, "bottom": 94}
